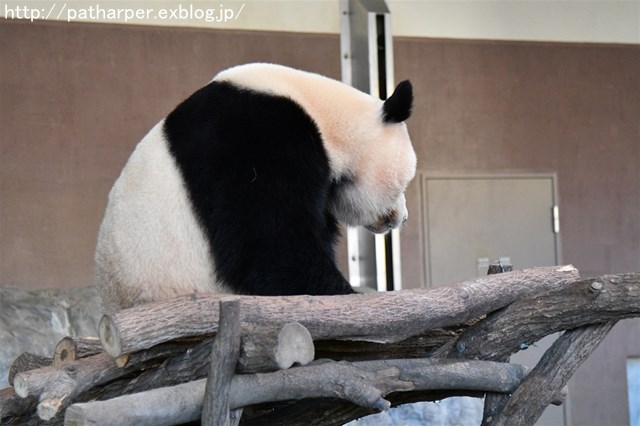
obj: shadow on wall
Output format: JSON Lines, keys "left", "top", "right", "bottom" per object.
{"left": 0, "top": 286, "right": 102, "bottom": 388}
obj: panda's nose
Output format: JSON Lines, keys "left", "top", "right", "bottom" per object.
{"left": 402, "top": 215, "right": 408, "bottom": 224}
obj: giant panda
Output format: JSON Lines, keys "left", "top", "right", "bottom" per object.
{"left": 95, "top": 63, "right": 416, "bottom": 313}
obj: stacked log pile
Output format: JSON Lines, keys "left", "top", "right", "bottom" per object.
{"left": 1, "top": 266, "right": 639, "bottom": 426}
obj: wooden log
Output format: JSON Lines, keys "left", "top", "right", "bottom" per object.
{"left": 434, "top": 273, "right": 640, "bottom": 360}
{"left": 45, "top": 340, "right": 203, "bottom": 412}
{"left": 490, "top": 321, "right": 617, "bottom": 425}
{"left": 481, "top": 262, "right": 512, "bottom": 426}
{"left": 14, "top": 353, "right": 117, "bottom": 400}
{"left": 481, "top": 381, "right": 509, "bottom": 426}
{"left": 90, "top": 321, "right": 314, "bottom": 391}
{"left": 80, "top": 326, "right": 305, "bottom": 410}
{"left": 252, "top": 370, "right": 568, "bottom": 426}
{"left": 239, "top": 322, "right": 314, "bottom": 373}
{"left": 54, "top": 337, "right": 102, "bottom": 364}
{"left": 39, "top": 324, "right": 454, "bottom": 411}
{"left": 63, "top": 320, "right": 358, "bottom": 408}
{"left": 239, "top": 271, "right": 634, "bottom": 426}
{"left": 13, "top": 350, "right": 163, "bottom": 421}
{"left": 314, "top": 326, "right": 464, "bottom": 361}
{"left": 482, "top": 384, "right": 566, "bottom": 426}
{"left": 8, "top": 352, "right": 51, "bottom": 386}
{"left": 61, "top": 327, "right": 449, "bottom": 414}
{"left": 64, "top": 379, "right": 203, "bottom": 426}
{"left": 64, "top": 359, "right": 525, "bottom": 426}
{"left": 99, "top": 265, "right": 580, "bottom": 357}
{"left": 240, "top": 390, "right": 486, "bottom": 426}
{"left": 114, "top": 339, "right": 199, "bottom": 368}
{"left": 202, "top": 297, "right": 241, "bottom": 426}
{"left": 33, "top": 270, "right": 639, "bottom": 426}
{"left": 38, "top": 396, "right": 65, "bottom": 422}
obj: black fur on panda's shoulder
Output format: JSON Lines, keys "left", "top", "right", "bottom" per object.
{"left": 164, "top": 81, "right": 355, "bottom": 296}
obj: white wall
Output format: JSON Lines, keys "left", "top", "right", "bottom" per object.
{"left": 1, "top": 0, "right": 638, "bottom": 44}
{"left": 390, "top": 0, "right": 640, "bottom": 44}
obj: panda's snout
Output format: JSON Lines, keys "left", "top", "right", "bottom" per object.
{"left": 385, "top": 210, "right": 399, "bottom": 227}
{"left": 365, "top": 208, "right": 407, "bottom": 234}
{"left": 385, "top": 209, "right": 408, "bottom": 228}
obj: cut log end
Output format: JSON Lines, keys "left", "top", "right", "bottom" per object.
{"left": 8, "top": 352, "right": 52, "bottom": 385}
{"left": 275, "top": 323, "right": 315, "bottom": 370}
{"left": 99, "top": 315, "right": 122, "bottom": 358}
{"left": 13, "top": 374, "right": 29, "bottom": 398}
{"left": 37, "top": 396, "right": 66, "bottom": 421}
{"left": 54, "top": 338, "right": 76, "bottom": 364}
{"left": 54, "top": 337, "right": 102, "bottom": 365}
{"left": 115, "top": 353, "right": 131, "bottom": 368}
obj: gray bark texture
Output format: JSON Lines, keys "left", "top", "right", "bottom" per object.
{"left": 99, "top": 266, "right": 580, "bottom": 357}
{"left": 2, "top": 268, "right": 638, "bottom": 426}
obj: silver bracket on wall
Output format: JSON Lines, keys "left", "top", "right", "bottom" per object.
{"left": 340, "top": 0, "right": 401, "bottom": 292}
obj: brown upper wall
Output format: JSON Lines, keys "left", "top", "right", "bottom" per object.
{"left": 394, "top": 37, "right": 639, "bottom": 285}
{"left": 1, "top": 20, "right": 638, "bottom": 289}
{"left": 0, "top": 20, "right": 342, "bottom": 288}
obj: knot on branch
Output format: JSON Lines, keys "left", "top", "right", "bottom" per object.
{"left": 329, "top": 362, "right": 414, "bottom": 410}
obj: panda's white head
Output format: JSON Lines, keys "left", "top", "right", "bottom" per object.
{"left": 214, "top": 63, "right": 417, "bottom": 234}
{"left": 327, "top": 80, "right": 416, "bottom": 234}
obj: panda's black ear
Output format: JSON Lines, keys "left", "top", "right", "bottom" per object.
{"left": 382, "top": 80, "right": 413, "bottom": 123}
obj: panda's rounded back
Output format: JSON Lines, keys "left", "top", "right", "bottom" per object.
{"left": 94, "top": 122, "right": 226, "bottom": 313}
{"left": 94, "top": 63, "right": 417, "bottom": 312}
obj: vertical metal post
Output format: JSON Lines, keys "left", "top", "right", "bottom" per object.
{"left": 340, "top": 0, "right": 401, "bottom": 292}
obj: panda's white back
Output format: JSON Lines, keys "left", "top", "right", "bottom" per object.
{"left": 95, "top": 122, "right": 225, "bottom": 313}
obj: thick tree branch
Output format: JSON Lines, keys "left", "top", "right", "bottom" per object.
{"left": 490, "top": 321, "right": 617, "bottom": 425}
{"left": 99, "top": 266, "right": 579, "bottom": 357}
{"left": 64, "top": 359, "right": 524, "bottom": 426}
{"left": 433, "top": 273, "right": 640, "bottom": 360}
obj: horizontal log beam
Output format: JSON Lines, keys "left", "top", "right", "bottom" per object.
{"left": 64, "top": 359, "right": 526, "bottom": 426}
{"left": 99, "top": 265, "right": 580, "bottom": 358}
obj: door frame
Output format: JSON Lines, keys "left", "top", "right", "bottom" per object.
{"left": 418, "top": 172, "right": 563, "bottom": 288}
